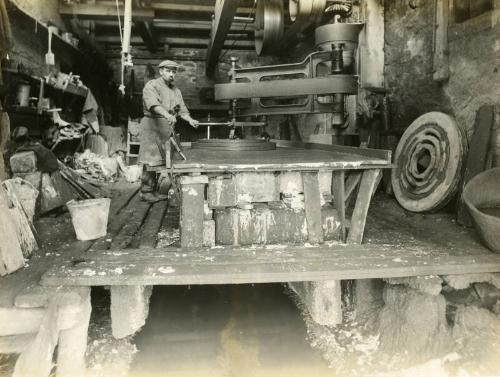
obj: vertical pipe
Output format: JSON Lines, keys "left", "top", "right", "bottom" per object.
{"left": 122, "top": 0, "right": 132, "bottom": 55}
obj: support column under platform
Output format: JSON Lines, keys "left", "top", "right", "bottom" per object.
{"left": 291, "top": 168, "right": 382, "bottom": 326}
{"left": 179, "top": 174, "right": 208, "bottom": 248}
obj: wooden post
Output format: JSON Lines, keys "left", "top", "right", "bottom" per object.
{"left": 433, "top": 0, "right": 450, "bottom": 82}
{"left": 346, "top": 168, "right": 383, "bottom": 323}
{"left": 332, "top": 170, "right": 346, "bottom": 242}
{"left": 206, "top": 0, "right": 240, "bottom": 76}
{"left": 180, "top": 175, "right": 208, "bottom": 248}
{"left": 302, "top": 172, "right": 323, "bottom": 244}
{"left": 292, "top": 172, "right": 343, "bottom": 326}
{"left": 347, "top": 169, "right": 382, "bottom": 244}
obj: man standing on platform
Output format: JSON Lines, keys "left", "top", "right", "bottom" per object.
{"left": 138, "top": 59, "right": 199, "bottom": 203}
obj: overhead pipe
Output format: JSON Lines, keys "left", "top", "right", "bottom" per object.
{"left": 122, "top": 0, "right": 133, "bottom": 66}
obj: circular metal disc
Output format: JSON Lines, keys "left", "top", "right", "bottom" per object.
{"left": 255, "top": 0, "right": 284, "bottom": 55}
{"left": 191, "top": 139, "right": 277, "bottom": 151}
{"left": 391, "top": 112, "right": 467, "bottom": 212}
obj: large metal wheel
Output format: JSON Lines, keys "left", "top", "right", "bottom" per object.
{"left": 391, "top": 112, "right": 467, "bottom": 212}
{"left": 254, "top": 0, "right": 284, "bottom": 55}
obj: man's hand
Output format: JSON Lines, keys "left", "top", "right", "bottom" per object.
{"left": 180, "top": 114, "right": 199, "bottom": 128}
{"left": 188, "top": 118, "right": 199, "bottom": 129}
{"left": 153, "top": 106, "right": 176, "bottom": 123}
{"left": 166, "top": 114, "right": 177, "bottom": 123}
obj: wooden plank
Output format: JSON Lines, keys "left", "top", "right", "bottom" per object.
{"left": 12, "top": 301, "right": 59, "bottom": 377}
{"left": 332, "top": 171, "right": 346, "bottom": 241}
{"left": 344, "top": 171, "right": 362, "bottom": 205}
{"left": 273, "top": 140, "right": 392, "bottom": 162}
{"left": 89, "top": 189, "right": 142, "bottom": 251}
{"left": 303, "top": 172, "right": 323, "bottom": 243}
{"left": 15, "top": 286, "right": 89, "bottom": 309}
{"left": 0, "top": 185, "right": 25, "bottom": 276}
{"left": 165, "top": 137, "right": 172, "bottom": 169}
{"left": 347, "top": 169, "right": 382, "bottom": 244}
{"left": 433, "top": 0, "right": 450, "bottom": 82}
{"left": 109, "top": 200, "right": 152, "bottom": 250}
{"left": 59, "top": 3, "right": 154, "bottom": 19}
{"left": 359, "top": 0, "right": 384, "bottom": 88}
{"left": 0, "top": 307, "right": 45, "bottom": 336}
{"left": 135, "top": 20, "right": 158, "bottom": 53}
{"left": 457, "top": 105, "right": 495, "bottom": 226}
{"left": 137, "top": 200, "right": 169, "bottom": 248}
{"left": 171, "top": 147, "right": 392, "bottom": 174}
{"left": 0, "top": 334, "right": 35, "bottom": 353}
{"left": 95, "top": 35, "right": 254, "bottom": 48}
{"left": 180, "top": 181, "right": 205, "bottom": 248}
{"left": 206, "top": 0, "right": 240, "bottom": 76}
{"left": 40, "top": 245, "right": 500, "bottom": 286}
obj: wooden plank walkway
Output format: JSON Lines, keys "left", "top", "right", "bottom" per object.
{"left": 35, "top": 184, "right": 500, "bottom": 288}
{"left": 41, "top": 242, "right": 500, "bottom": 286}
{"left": 40, "top": 195, "right": 500, "bottom": 287}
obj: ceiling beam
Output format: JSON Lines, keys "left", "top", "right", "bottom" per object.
{"left": 134, "top": 20, "right": 158, "bottom": 53}
{"left": 93, "top": 1, "right": 254, "bottom": 14}
{"left": 206, "top": 0, "right": 240, "bottom": 77}
{"left": 59, "top": 3, "right": 154, "bottom": 20}
{"left": 94, "top": 19, "right": 252, "bottom": 32}
{"left": 95, "top": 35, "right": 254, "bottom": 48}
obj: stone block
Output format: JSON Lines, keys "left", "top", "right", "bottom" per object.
{"left": 203, "top": 201, "right": 213, "bottom": 220}
{"left": 214, "top": 205, "right": 340, "bottom": 245}
{"left": 289, "top": 280, "right": 343, "bottom": 326}
{"left": 208, "top": 176, "right": 238, "bottom": 208}
{"left": 180, "top": 182, "right": 205, "bottom": 248}
{"left": 215, "top": 208, "right": 240, "bottom": 245}
{"left": 279, "top": 171, "right": 332, "bottom": 206}
{"left": 235, "top": 172, "right": 279, "bottom": 203}
{"left": 8, "top": 179, "right": 38, "bottom": 221}
{"left": 0, "top": 186, "right": 25, "bottom": 276}
{"left": 16, "top": 172, "right": 41, "bottom": 189}
{"left": 377, "top": 285, "right": 451, "bottom": 358}
{"left": 10, "top": 151, "right": 37, "bottom": 174}
{"left": 111, "top": 285, "right": 153, "bottom": 339}
{"left": 279, "top": 172, "right": 302, "bottom": 195}
{"left": 384, "top": 275, "right": 443, "bottom": 296}
{"left": 203, "top": 220, "right": 215, "bottom": 247}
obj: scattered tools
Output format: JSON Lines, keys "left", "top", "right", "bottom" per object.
{"left": 169, "top": 136, "right": 186, "bottom": 160}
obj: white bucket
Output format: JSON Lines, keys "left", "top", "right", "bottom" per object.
{"left": 125, "top": 165, "right": 142, "bottom": 183}
{"left": 67, "top": 198, "right": 111, "bottom": 240}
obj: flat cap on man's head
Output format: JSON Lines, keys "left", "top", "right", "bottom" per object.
{"left": 158, "top": 60, "right": 180, "bottom": 69}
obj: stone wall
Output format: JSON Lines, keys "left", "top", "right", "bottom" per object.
{"left": 384, "top": 0, "right": 500, "bottom": 136}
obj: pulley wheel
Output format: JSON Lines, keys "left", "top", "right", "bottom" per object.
{"left": 254, "top": 0, "right": 284, "bottom": 55}
{"left": 391, "top": 112, "right": 467, "bottom": 212}
{"left": 191, "top": 139, "right": 276, "bottom": 151}
{"left": 289, "top": 0, "right": 326, "bottom": 23}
